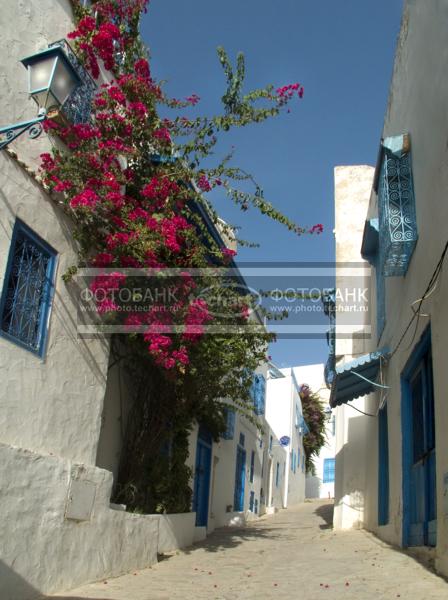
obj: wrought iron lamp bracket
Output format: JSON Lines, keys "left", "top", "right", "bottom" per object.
{"left": 0, "top": 113, "right": 46, "bottom": 151}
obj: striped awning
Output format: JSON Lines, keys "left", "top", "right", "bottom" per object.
{"left": 329, "top": 348, "right": 389, "bottom": 408}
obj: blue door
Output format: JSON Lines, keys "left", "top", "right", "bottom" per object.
{"left": 378, "top": 404, "right": 390, "bottom": 525}
{"left": 193, "top": 427, "right": 212, "bottom": 527}
{"left": 402, "top": 329, "right": 437, "bottom": 547}
{"left": 234, "top": 445, "right": 246, "bottom": 511}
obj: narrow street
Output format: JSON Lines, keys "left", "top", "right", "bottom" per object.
{"left": 47, "top": 501, "right": 448, "bottom": 600}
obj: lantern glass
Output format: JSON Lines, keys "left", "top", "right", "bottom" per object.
{"left": 22, "top": 46, "right": 80, "bottom": 113}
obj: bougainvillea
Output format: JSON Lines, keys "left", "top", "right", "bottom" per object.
{"left": 299, "top": 384, "right": 327, "bottom": 474}
{"left": 40, "top": 0, "right": 323, "bottom": 512}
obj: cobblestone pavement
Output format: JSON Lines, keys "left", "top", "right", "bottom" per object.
{"left": 48, "top": 500, "right": 448, "bottom": 600}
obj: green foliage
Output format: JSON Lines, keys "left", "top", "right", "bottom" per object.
{"left": 300, "top": 388, "right": 327, "bottom": 474}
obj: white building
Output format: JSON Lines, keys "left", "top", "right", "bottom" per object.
{"left": 265, "top": 364, "right": 307, "bottom": 510}
{"left": 0, "top": 2, "right": 272, "bottom": 597}
{"left": 292, "top": 364, "right": 336, "bottom": 500}
{"left": 329, "top": 0, "right": 448, "bottom": 579}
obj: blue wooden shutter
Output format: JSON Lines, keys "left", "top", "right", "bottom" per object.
{"left": 252, "top": 373, "right": 266, "bottom": 416}
{"left": 223, "top": 408, "right": 235, "bottom": 440}
{"left": 250, "top": 450, "right": 255, "bottom": 482}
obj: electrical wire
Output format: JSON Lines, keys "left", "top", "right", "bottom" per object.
{"left": 390, "top": 238, "right": 448, "bottom": 359}
{"left": 346, "top": 403, "right": 377, "bottom": 418}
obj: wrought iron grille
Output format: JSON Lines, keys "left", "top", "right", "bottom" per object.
{"left": 1, "top": 225, "right": 55, "bottom": 354}
{"left": 49, "top": 39, "right": 96, "bottom": 125}
{"left": 379, "top": 151, "right": 417, "bottom": 276}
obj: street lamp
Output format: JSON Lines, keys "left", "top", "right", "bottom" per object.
{"left": 22, "top": 45, "right": 81, "bottom": 115}
{"left": 0, "top": 43, "right": 82, "bottom": 150}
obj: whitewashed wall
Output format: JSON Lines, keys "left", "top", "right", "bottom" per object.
{"left": 265, "top": 370, "right": 306, "bottom": 510}
{"left": 332, "top": 166, "right": 374, "bottom": 530}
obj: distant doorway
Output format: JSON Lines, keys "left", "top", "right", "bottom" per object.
{"left": 234, "top": 443, "right": 246, "bottom": 511}
{"left": 402, "top": 327, "right": 437, "bottom": 547}
{"left": 193, "top": 427, "right": 212, "bottom": 527}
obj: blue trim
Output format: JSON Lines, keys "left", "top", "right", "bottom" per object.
{"left": 378, "top": 404, "right": 390, "bottom": 525}
{"left": 193, "top": 428, "right": 212, "bottom": 527}
{"left": 0, "top": 219, "right": 57, "bottom": 358}
{"left": 401, "top": 326, "right": 435, "bottom": 547}
{"left": 234, "top": 445, "right": 246, "bottom": 511}
{"left": 250, "top": 450, "right": 255, "bottom": 483}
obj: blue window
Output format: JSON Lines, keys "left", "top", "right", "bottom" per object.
{"left": 275, "top": 462, "right": 280, "bottom": 488}
{"left": 254, "top": 498, "right": 258, "bottom": 514}
{"left": 239, "top": 432, "right": 245, "bottom": 447}
{"left": 0, "top": 220, "right": 56, "bottom": 357}
{"left": 249, "top": 450, "right": 255, "bottom": 483}
{"left": 251, "top": 373, "right": 266, "bottom": 416}
{"left": 269, "top": 435, "right": 273, "bottom": 451}
{"left": 223, "top": 408, "right": 235, "bottom": 440}
{"left": 377, "top": 135, "right": 417, "bottom": 277}
{"left": 302, "top": 453, "right": 305, "bottom": 472}
{"left": 323, "top": 458, "right": 335, "bottom": 483}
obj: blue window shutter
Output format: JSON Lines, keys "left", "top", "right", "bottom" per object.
{"left": 250, "top": 450, "right": 255, "bottom": 483}
{"left": 0, "top": 220, "right": 57, "bottom": 357}
{"left": 323, "top": 458, "right": 335, "bottom": 483}
{"left": 378, "top": 136, "right": 417, "bottom": 276}
{"left": 252, "top": 373, "right": 266, "bottom": 416}
{"left": 223, "top": 408, "right": 235, "bottom": 440}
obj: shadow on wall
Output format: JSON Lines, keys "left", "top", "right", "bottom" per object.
{"left": 314, "top": 502, "right": 334, "bottom": 530}
{"left": 334, "top": 413, "right": 367, "bottom": 526}
{"left": 0, "top": 560, "right": 109, "bottom": 600}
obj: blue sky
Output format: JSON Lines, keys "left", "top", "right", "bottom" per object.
{"left": 141, "top": 0, "right": 403, "bottom": 369}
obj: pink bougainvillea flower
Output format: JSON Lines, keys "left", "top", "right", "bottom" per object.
{"left": 197, "top": 174, "right": 211, "bottom": 192}
{"left": 70, "top": 189, "right": 100, "bottom": 209}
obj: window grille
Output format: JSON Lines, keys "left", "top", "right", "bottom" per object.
{"left": 0, "top": 220, "right": 56, "bottom": 356}
{"left": 378, "top": 135, "right": 417, "bottom": 276}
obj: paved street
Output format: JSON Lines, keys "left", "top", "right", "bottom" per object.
{"left": 47, "top": 501, "right": 448, "bottom": 600}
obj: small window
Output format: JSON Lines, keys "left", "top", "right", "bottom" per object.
{"left": 323, "top": 458, "right": 335, "bottom": 483}
{"left": 0, "top": 220, "right": 57, "bottom": 356}
{"left": 269, "top": 435, "right": 273, "bottom": 451}
{"left": 251, "top": 373, "right": 266, "bottom": 416}
{"left": 249, "top": 450, "right": 255, "bottom": 483}
{"left": 239, "top": 432, "right": 245, "bottom": 447}
{"left": 223, "top": 408, "right": 235, "bottom": 440}
{"left": 275, "top": 462, "right": 280, "bottom": 487}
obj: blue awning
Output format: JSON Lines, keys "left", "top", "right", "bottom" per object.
{"left": 329, "top": 348, "right": 389, "bottom": 408}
